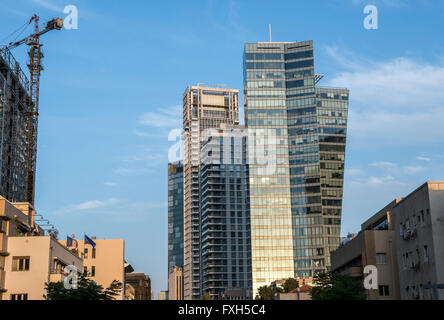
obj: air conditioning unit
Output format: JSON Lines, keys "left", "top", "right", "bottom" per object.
{"left": 411, "top": 261, "right": 420, "bottom": 271}
{"left": 403, "top": 232, "right": 410, "bottom": 240}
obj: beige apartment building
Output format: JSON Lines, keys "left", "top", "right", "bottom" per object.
{"left": 126, "top": 272, "right": 151, "bottom": 300}
{"left": 5, "top": 236, "right": 82, "bottom": 300}
{"left": 1, "top": 195, "right": 138, "bottom": 301}
{"left": 393, "top": 182, "right": 444, "bottom": 300}
{"left": 168, "top": 266, "right": 183, "bottom": 300}
{"left": 332, "top": 181, "right": 444, "bottom": 300}
{"left": 275, "top": 285, "right": 312, "bottom": 300}
{"left": 60, "top": 237, "right": 129, "bottom": 300}
{"left": 0, "top": 196, "right": 82, "bottom": 300}
{"left": 124, "top": 282, "right": 135, "bottom": 300}
{"left": 158, "top": 290, "right": 168, "bottom": 300}
{"left": 331, "top": 200, "right": 401, "bottom": 300}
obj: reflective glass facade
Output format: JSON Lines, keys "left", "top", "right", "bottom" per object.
{"left": 243, "top": 41, "right": 349, "bottom": 294}
{"left": 168, "top": 161, "right": 184, "bottom": 271}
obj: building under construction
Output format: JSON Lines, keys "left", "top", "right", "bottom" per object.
{"left": 0, "top": 48, "right": 32, "bottom": 203}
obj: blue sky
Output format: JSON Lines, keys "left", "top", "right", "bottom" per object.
{"left": 1, "top": 0, "right": 443, "bottom": 296}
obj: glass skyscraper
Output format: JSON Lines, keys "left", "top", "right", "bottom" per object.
{"left": 168, "top": 161, "right": 184, "bottom": 272}
{"left": 243, "top": 41, "right": 349, "bottom": 294}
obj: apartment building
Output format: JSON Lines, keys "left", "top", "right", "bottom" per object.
{"left": 168, "top": 266, "right": 183, "bottom": 300}
{"left": 5, "top": 236, "right": 82, "bottom": 300}
{"left": 60, "top": 237, "right": 129, "bottom": 300}
{"left": 331, "top": 200, "right": 401, "bottom": 300}
{"left": 332, "top": 181, "right": 444, "bottom": 300}
{"left": 0, "top": 196, "right": 81, "bottom": 300}
{"left": 126, "top": 273, "right": 152, "bottom": 300}
{"left": 182, "top": 85, "right": 239, "bottom": 299}
{"left": 158, "top": 290, "right": 168, "bottom": 300}
{"left": 393, "top": 182, "right": 444, "bottom": 300}
{"left": 200, "top": 124, "right": 251, "bottom": 299}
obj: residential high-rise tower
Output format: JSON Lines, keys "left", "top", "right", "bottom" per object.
{"left": 200, "top": 124, "right": 252, "bottom": 299}
{"left": 182, "top": 86, "right": 239, "bottom": 299}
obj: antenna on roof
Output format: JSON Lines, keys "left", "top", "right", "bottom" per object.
{"left": 269, "top": 24, "right": 272, "bottom": 42}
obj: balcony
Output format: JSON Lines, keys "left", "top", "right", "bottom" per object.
{"left": 348, "top": 266, "right": 363, "bottom": 278}
{"left": 0, "top": 269, "right": 6, "bottom": 292}
{"left": 0, "top": 233, "right": 8, "bottom": 256}
{"left": 49, "top": 272, "right": 64, "bottom": 283}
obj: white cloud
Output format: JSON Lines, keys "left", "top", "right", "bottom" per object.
{"left": 55, "top": 198, "right": 120, "bottom": 214}
{"left": 113, "top": 168, "right": 137, "bottom": 175}
{"left": 104, "top": 182, "right": 119, "bottom": 187}
{"left": 30, "top": 0, "right": 63, "bottom": 12}
{"left": 345, "top": 168, "right": 363, "bottom": 176}
{"left": 325, "top": 48, "right": 444, "bottom": 146}
{"left": 371, "top": 161, "right": 395, "bottom": 168}
{"left": 121, "top": 152, "right": 165, "bottom": 163}
{"left": 367, "top": 175, "right": 395, "bottom": 185}
{"left": 369, "top": 161, "right": 426, "bottom": 175}
{"left": 53, "top": 199, "right": 167, "bottom": 219}
{"left": 350, "top": 0, "right": 405, "bottom": 7}
{"left": 416, "top": 156, "right": 431, "bottom": 161}
{"left": 113, "top": 167, "right": 156, "bottom": 176}
{"left": 139, "top": 105, "right": 182, "bottom": 129}
{"left": 132, "top": 129, "right": 165, "bottom": 138}
{"left": 403, "top": 166, "right": 425, "bottom": 174}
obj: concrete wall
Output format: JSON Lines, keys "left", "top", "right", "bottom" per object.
{"left": 429, "top": 183, "right": 444, "bottom": 299}
{"left": 168, "top": 266, "right": 183, "bottom": 300}
{"left": 393, "top": 182, "right": 444, "bottom": 300}
{"left": 75, "top": 239, "right": 125, "bottom": 300}
{"left": 331, "top": 230, "right": 400, "bottom": 300}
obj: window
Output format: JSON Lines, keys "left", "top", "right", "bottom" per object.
{"left": 12, "top": 257, "right": 30, "bottom": 271}
{"left": 379, "top": 285, "right": 390, "bottom": 296}
{"left": 424, "top": 245, "right": 429, "bottom": 263}
{"left": 84, "top": 248, "right": 88, "bottom": 259}
{"left": 91, "top": 266, "right": 96, "bottom": 277}
{"left": 0, "top": 219, "right": 7, "bottom": 233}
{"left": 376, "top": 253, "right": 387, "bottom": 265}
{"left": 10, "top": 293, "right": 28, "bottom": 300}
{"left": 92, "top": 248, "right": 96, "bottom": 259}
{"left": 83, "top": 266, "right": 87, "bottom": 275}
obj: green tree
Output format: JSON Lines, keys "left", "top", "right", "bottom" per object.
{"left": 201, "top": 293, "right": 212, "bottom": 300}
{"left": 282, "top": 278, "right": 299, "bottom": 293}
{"left": 44, "top": 273, "right": 122, "bottom": 300}
{"left": 257, "top": 285, "right": 281, "bottom": 300}
{"left": 310, "top": 272, "right": 366, "bottom": 300}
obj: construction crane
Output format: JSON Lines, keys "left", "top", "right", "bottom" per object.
{"left": 4, "top": 14, "right": 63, "bottom": 205}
